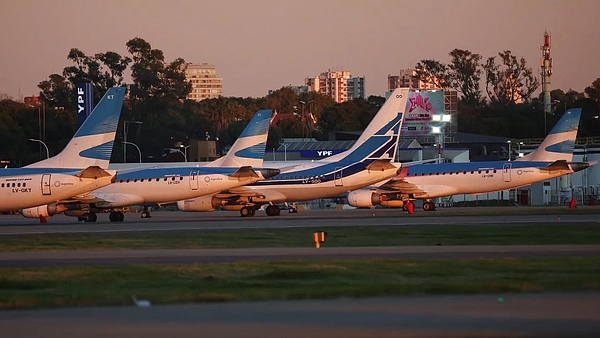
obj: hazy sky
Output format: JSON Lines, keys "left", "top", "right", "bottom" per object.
{"left": 1, "top": 0, "right": 599, "bottom": 99}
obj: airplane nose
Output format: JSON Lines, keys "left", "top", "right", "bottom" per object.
{"left": 570, "top": 162, "right": 590, "bottom": 172}
{"left": 259, "top": 168, "right": 280, "bottom": 179}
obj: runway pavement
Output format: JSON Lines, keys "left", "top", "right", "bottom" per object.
{"left": 1, "top": 293, "right": 599, "bottom": 337}
{"left": 1, "top": 245, "right": 600, "bottom": 268}
{"left": 1, "top": 207, "right": 599, "bottom": 235}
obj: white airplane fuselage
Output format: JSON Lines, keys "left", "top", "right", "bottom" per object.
{"left": 239, "top": 160, "right": 399, "bottom": 203}
{"left": 396, "top": 162, "right": 576, "bottom": 199}
{"left": 0, "top": 169, "right": 114, "bottom": 212}
{"left": 91, "top": 168, "right": 268, "bottom": 208}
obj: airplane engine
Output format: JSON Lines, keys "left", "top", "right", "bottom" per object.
{"left": 177, "top": 195, "right": 224, "bottom": 212}
{"left": 21, "top": 204, "right": 67, "bottom": 218}
{"left": 347, "top": 190, "right": 382, "bottom": 208}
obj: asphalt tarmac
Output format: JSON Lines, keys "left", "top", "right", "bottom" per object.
{"left": 2, "top": 245, "right": 600, "bottom": 268}
{"left": 1, "top": 206, "right": 599, "bottom": 235}
{"left": 1, "top": 293, "right": 599, "bottom": 337}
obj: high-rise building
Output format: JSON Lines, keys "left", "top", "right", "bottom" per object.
{"left": 184, "top": 63, "right": 223, "bottom": 101}
{"left": 347, "top": 76, "right": 366, "bottom": 100}
{"left": 306, "top": 70, "right": 359, "bottom": 103}
{"left": 387, "top": 69, "right": 440, "bottom": 92}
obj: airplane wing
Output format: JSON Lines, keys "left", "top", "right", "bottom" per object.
{"left": 213, "top": 186, "right": 287, "bottom": 201}
{"left": 365, "top": 166, "right": 412, "bottom": 192}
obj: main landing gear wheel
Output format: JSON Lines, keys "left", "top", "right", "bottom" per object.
{"left": 140, "top": 211, "right": 151, "bottom": 218}
{"left": 265, "top": 205, "right": 281, "bottom": 216}
{"left": 109, "top": 211, "right": 125, "bottom": 222}
{"left": 423, "top": 201, "right": 436, "bottom": 211}
{"left": 240, "top": 206, "right": 255, "bottom": 217}
{"left": 79, "top": 212, "right": 97, "bottom": 222}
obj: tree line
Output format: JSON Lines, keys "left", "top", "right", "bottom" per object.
{"left": 0, "top": 38, "right": 599, "bottom": 166}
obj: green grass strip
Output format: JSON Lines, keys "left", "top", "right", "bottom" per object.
{"left": 1, "top": 257, "right": 599, "bottom": 309}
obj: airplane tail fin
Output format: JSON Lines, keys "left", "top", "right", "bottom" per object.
{"left": 26, "top": 87, "right": 126, "bottom": 169}
{"left": 517, "top": 108, "right": 581, "bottom": 162}
{"left": 324, "top": 87, "right": 409, "bottom": 163}
{"left": 205, "top": 109, "right": 273, "bottom": 168}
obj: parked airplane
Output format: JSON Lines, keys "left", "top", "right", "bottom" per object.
{"left": 347, "top": 108, "right": 590, "bottom": 211}
{"left": 21, "top": 110, "right": 279, "bottom": 222}
{"left": 177, "top": 87, "right": 410, "bottom": 217}
{"left": 2, "top": 87, "right": 126, "bottom": 213}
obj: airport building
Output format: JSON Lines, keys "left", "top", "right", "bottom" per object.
{"left": 184, "top": 63, "right": 223, "bottom": 101}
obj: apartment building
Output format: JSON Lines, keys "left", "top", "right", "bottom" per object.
{"left": 184, "top": 63, "right": 223, "bottom": 101}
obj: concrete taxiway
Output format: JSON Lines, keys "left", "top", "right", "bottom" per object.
{"left": 1, "top": 293, "right": 599, "bottom": 337}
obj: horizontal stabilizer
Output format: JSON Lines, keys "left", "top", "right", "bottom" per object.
{"left": 366, "top": 159, "right": 397, "bottom": 172}
{"left": 230, "top": 166, "right": 259, "bottom": 179}
{"left": 257, "top": 168, "right": 281, "bottom": 179}
{"left": 76, "top": 166, "right": 115, "bottom": 179}
{"left": 539, "top": 160, "right": 570, "bottom": 171}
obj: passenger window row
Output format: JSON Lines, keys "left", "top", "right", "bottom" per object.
{"left": 118, "top": 176, "right": 184, "bottom": 183}
{"left": 408, "top": 169, "right": 498, "bottom": 176}
{"left": 1, "top": 182, "right": 26, "bottom": 188}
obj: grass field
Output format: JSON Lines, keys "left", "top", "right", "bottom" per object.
{"left": 1, "top": 223, "right": 599, "bottom": 252}
{"left": 1, "top": 257, "right": 599, "bottom": 309}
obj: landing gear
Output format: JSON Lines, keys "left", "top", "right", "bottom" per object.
{"left": 78, "top": 212, "right": 97, "bottom": 222}
{"left": 109, "top": 211, "right": 125, "bottom": 222}
{"left": 141, "top": 207, "right": 151, "bottom": 218}
{"left": 240, "top": 206, "right": 256, "bottom": 217}
{"left": 265, "top": 205, "right": 281, "bottom": 216}
{"left": 423, "top": 201, "right": 436, "bottom": 211}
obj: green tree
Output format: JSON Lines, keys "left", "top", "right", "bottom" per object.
{"left": 448, "top": 49, "right": 484, "bottom": 107}
{"left": 584, "top": 78, "right": 599, "bottom": 100}
{"left": 483, "top": 50, "right": 540, "bottom": 106}
{"left": 414, "top": 59, "right": 449, "bottom": 89}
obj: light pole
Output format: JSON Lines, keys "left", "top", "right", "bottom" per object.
{"left": 28, "top": 138, "right": 49, "bottom": 159}
{"left": 123, "top": 141, "right": 142, "bottom": 163}
{"left": 518, "top": 141, "right": 524, "bottom": 158}
{"left": 179, "top": 145, "right": 190, "bottom": 162}
{"left": 507, "top": 140, "right": 512, "bottom": 161}
{"left": 175, "top": 149, "right": 187, "bottom": 162}
{"left": 123, "top": 121, "right": 142, "bottom": 163}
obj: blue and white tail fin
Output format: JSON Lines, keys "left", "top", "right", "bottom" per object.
{"left": 26, "top": 87, "right": 126, "bottom": 169}
{"left": 323, "top": 87, "right": 409, "bottom": 164}
{"left": 517, "top": 108, "right": 581, "bottom": 162}
{"left": 205, "top": 109, "right": 273, "bottom": 168}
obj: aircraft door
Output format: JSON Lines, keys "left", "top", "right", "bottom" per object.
{"left": 502, "top": 163, "right": 511, "bottom": 182}
{"left": 334, "top": 167, "right": 343, "bottom": 186}
{"left": 41, "top": 174, "right": 51, "bottom": 195}
{"left": 189, "top": 171, "right": 199, "bottom": 190}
